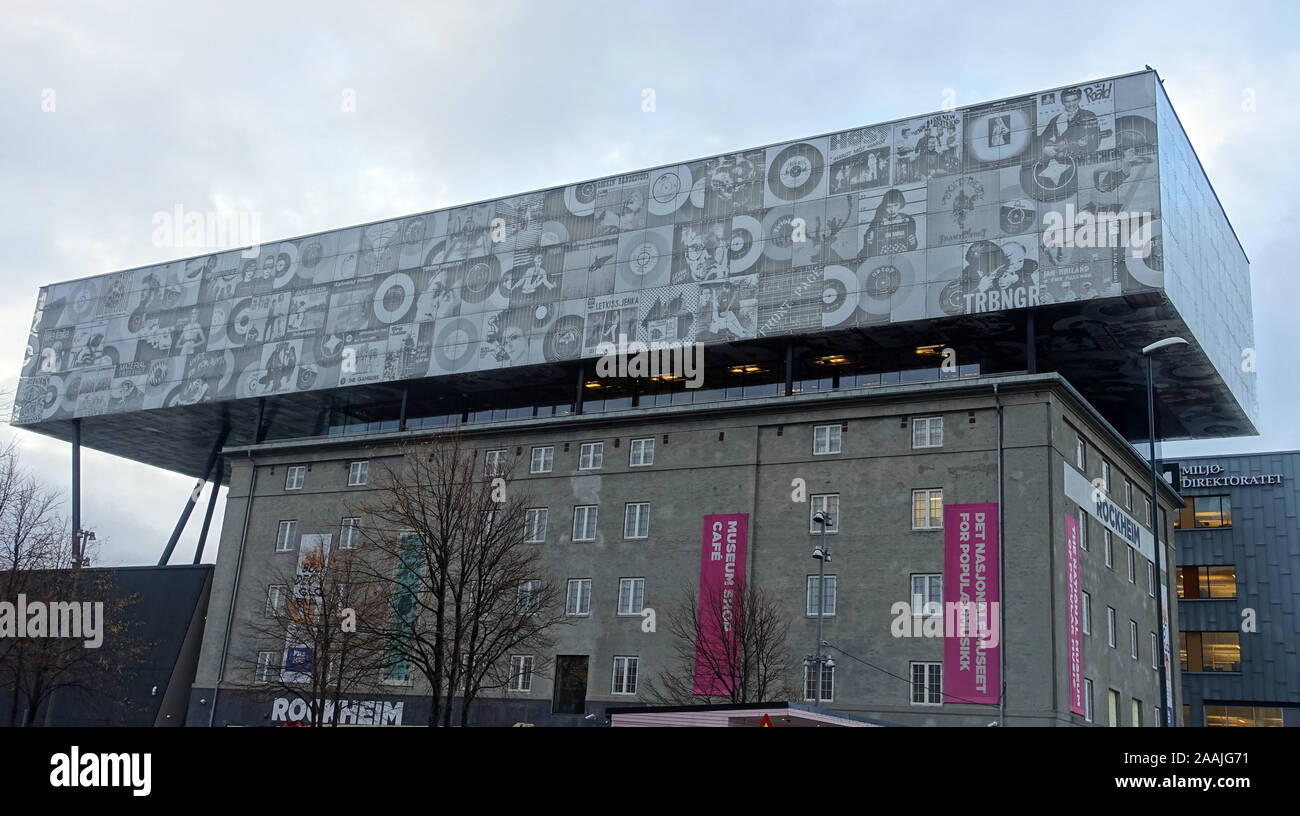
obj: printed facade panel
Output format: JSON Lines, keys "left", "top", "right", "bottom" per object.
{"left": 14, "top": 73, "right": 1176, "bottom": 426}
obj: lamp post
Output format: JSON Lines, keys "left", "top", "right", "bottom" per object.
{"left": 810, "top": 510, "right": 834, "bottom": 707}
{"left": 1142, "top": 336, "right": 1186, "bottom": 727}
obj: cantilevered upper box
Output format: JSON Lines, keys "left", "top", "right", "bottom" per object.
{"left": 11, "top": 69, "right": 1256, "bottom": 476}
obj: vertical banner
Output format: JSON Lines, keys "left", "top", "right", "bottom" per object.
{"left": 943, "top": 503, "right": 1000, "bottom": 705}
{"left": 283, "top": 533, "right": 332, "bottom": 684}
{"left": 1160, "top": 547, "right": 1174, "bottom": 726}
{"left": 694, "top": 514, "right": 748, "bottom": 696}
{"left": 1065, "top": 512, "right": 1085, "bottom": 716}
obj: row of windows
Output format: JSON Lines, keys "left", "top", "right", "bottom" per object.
{"left": 1071, "top": 427, "right": 1159, "bottom": 533}
{"left": 1079, "top": 681, "right": 1154, "bottom": 727}
{"left": 1173, "top": 495, "right": 1232, "bottom": 529}
{"left": 812, "top": 417, "right": 944, "bottom": 457}
{"left": 1082, "top": 593, "right": 1160, "bottom": 668}
{"left": 280, "top": 462, "right": 369, "bottom": 491}
{"left": 1176, "top": 565, "right": 1237, "bottom": 599}
{"left": 1180, "top": 631, "right": 1242, "bottom": 672}
{"left": 275, "top": 518, "right": 361, "bottom": 552}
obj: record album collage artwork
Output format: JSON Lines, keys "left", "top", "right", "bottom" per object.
{"left": 14, "top": 74, "right": 1167, "bottom": 425}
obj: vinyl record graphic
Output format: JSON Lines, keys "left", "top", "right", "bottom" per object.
{"left": 460, "top": 256, "right": 501, "bottom": 305}
{"left": 761, "top": 208, "right": 798, "bottom": 261}
{"left": 228, "top": 297, "right": 255, "bottom": 345}
{"left": 71, "top": 282, "right": 99, "bottom": 320}
{"left": 767, "top": 143, "right": 824, "bottom": 202}
{"left": 272, "top": 242, "right": 300, "bottom": 289}
{"left": 647, "top": 165, "right": 694, "bottom": 215}
{"left": 33, "top": 375, "right": 64, "bottom": 420}
{"left": 939, "top": 280, "right": 966, "bottom": 316}
{"left": 728, "top": 215, "right": 763, "bottom": 273}
{"left": 821, "top": 265, "right": 859, "bottom": 327}
{"left": 544, "top": 314, "right": 585, "bottom": 361}
{"left": 235, "top": 361, "right": 266, "bottom": 399}
{"left": 373, "top": 273, "right": 415, "bottom": 323}
{"left": 617, "top": 228, "right": 671, "bottom": 290}
{"left": 1020, "top": 155, "right": 1078, "bottom": 202}
{"left": 539, "top": 220, "right": 571, "bottom": 247}
{"left": 433, "top": 317, "right": 479, "bottom": 372}
{"left": 565, "top": 182, "right": 599, "bottom": 217}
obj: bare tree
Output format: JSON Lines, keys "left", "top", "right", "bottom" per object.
{"left": 237, "top": 538, "right": 389, "bottom": 726}
{"left": 351, "top": 431, "right": 567, "bottom": 726}
{"left": 645, "top": 581, "right": 798, "bottom": 705}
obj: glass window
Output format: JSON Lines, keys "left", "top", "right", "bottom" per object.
{"left": 275, "top": 520, "right": 297, "bottom": 552}
{"left": 257, "top": 651, "right": 280, "bottom": 683}
{"left": 1130, "top": 620, "right": 1138, "bottom": 659}
{"left": 1075, "top": 436, "right": 1086, "bottom": 471}
{"left": 624, "top": 503, "right": 650, "bottom": 539}
{"left": 1176, "top": 565, "right": 1237, "bottom": 599}
{"left": 1181, "top": 632, "right": 1241, "bottom": 672}
{"left": 1148, "top": 562, "right": 1156, "bottom": 597}
{"left": 912, "top": 489, "right": 943, "bottom": 530}
{"left": 524, "top": 508, "right": 548, "bottom": 543}
{"left": 530, "top": 446, "right": 554, "bottom": 474}
{"left": 339, "top": 517, "right": 361, "bottom": 549}
{"left": 806, "top": 575, "right": 838, "bottom": 616}
{"left": 510, "top": 655, "right": 533, "bottom": 692}
{"left": 1193, "top": 496, "right": 1232, "bottom": 528}
{"left": 629, "top": 438, "right": 654, "bottom": 467}
{"left": 485, "top": 449, "right": 508, "bottom": 477}
{"left": 347, "top": 461, "right": 369, "bottom": 486}
{"left": 1205, "top": 704, "right": 1284, "bottom": 727}
{"left": 1151, "top": 633, "right": 1158, "bottom": 669}
{"left": 910, "top": 662, "right": 942, "bottom": 705}
{"left": 265, "top": 585, "right": 285, "bottom": 616}
{"left": 810, "top": 494, "right": 839, "bottom": 534}
{"left": 1084, "top": 678, "right": 1094, "bottom": 722}
{"left": 911, "top": 574, "right": 942, "bottom": 617}
{"left": 813, "top": 424, "right": 842, "bottom": 455}
{"left": 612, "top": 656, "right": 638, "bottom": 694}
{"left": 617, "top": 578, "right": 645, "bottom": 615}
{"left": 912, "top": 416, "right": 943, "bottom": 449}
{"left": 1124, "top": 479, "right": 1133, "bottom": 509}
{"left": 1081, "top": 591, "right": 1091, "bottom": 635}
{"left": 1127, "top": 546, "right": 1136, "bottom": 583}
{"left": 579, "top": 442, "right": 604, "bottom": 470}
{"left": 566, "top": 579, "right": 591, "bottom": 616}
{"left": 804, "top": 663, "right": 834, "bottom": 702}
{"left": 1107, "top": 607, "right": 1116, "bottom": 648}
{"left": 1078, "top": 514, "right": 1088, "bottom": 551}
{"left": 572, "top": 506, "right": 598, "bottom": 541}
{"left": 1108, "top": 689, "right": 1120, "bottom": 727}
{"left": 1102, "top": 460, "right": 1112, "bottom": 493}
{"left": 285, "top": 466, "right": 305, "bottom": 490}
{"left": 1104, "top": 530, "right": 1113, "bottom": 568}
{"left": 517, "top": 580, "right": 540, "bottom": 615}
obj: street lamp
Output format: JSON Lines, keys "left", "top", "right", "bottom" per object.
{"left": 808, "top": 510, "right": 833, "bottom": 707}
{"left": 1142, "top": 336, "right": 1186, "bottom": 727}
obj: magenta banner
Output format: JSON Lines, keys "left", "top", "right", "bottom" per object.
{"left": 942, "top": 503, "right": 1000, "bottom": 705}
{"left": 693, "top": 513, "right": 748, "bottom": 696}
{"left": 1065, "top": 512, "right": 1085, "bottom": 716}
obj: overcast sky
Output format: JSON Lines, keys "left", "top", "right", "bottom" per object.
{"left": 1, "top": 0, "right": 1296, "bottom": 566}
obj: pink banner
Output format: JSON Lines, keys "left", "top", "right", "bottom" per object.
{"left": 942, "top": 503, "right": 1000, "bottom": 705}
{"left": 693, "top": 514, "right": 748, "bottom": 696}
{"left": 1065, "top": 513, "right": 1085, "bottom": 716}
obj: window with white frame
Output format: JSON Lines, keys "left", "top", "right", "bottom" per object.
{"left": 1151, "top": 633, "right": 1158, "bottom": 669}
{"left": 617, "top": 578, "right": 645, "bottom": 615}
{"left": 813, "top": 424, "right": 842, "bottom": 455}
{"left": 485, "top": 449, "right": 508, "bottom": 477}
{"left": 339, "top": 517, "right": 361, "bottom": 550}
{"left": 804, "top": 663, "right": 834, "bottom": 702}
{"left": 348, "top": 461, "right": 369, "bottom": 486}
{"left": 1124, "top": 479, "right": 1133, "bottom": 509}
{"left": 612, "top": 656, "right": 638, "bottom": 695}
{"left": 912, "top": 416, "right": 943, "bottom": 449}
{"left": 579, "top": 442, "right": 604, "bottom": 470}
{"left": 572, "top": 505, "right": 598, "bottom": 541}
{"left": 510, "top": 655, "right": 534, "bottom": 692}
{"left": 810, "top": 494, "right": 839, "bottom": 534}
{"left": 566, "top": 579, "right": 591, "bottom": 616}
{"left": 1078, "top": 513, "right": 1089, "bottom": 551}
{"left": 629, "top": 438, "right": 654, "bottom": 467}
{"left": 1107, "top": 607, "right": 1116, "bottom": 648}
{"left": 1148, "top": 562, "right": 1156, "bottom": 597}
{"left": 285, "top": 466, "right": 305, "bottom": 490}
{"left": 530, "top": 446, "right": 553, "bottom": 474}
{"left": 1085, "top": 678, "right": 1094, "bottom": 722}
{"left": 1130, "top": 620, "right": 1138, "bottom": 659}
{"left": 524, "top": 508, "right": 548, "bottom": 543}
{"left": 806, "top": 575, "right": 837, "bottom": 617}
{"left": 1127, "top": 546, "right": 1136, "bottom": 583}
{"left": 911, "top": 574, "right": 942, "bottom": 617}
{"left": 1081, "top": 591, "right": 1091, "bottom": 635}
{"left": 257, "top": 650, "right": 281, "bottom": 683}
{"left": 912, "top": 489, "right": 943, "bottom": 530}
{"left": 1144, "top": 497, "right": 1152, "bottom": 527}
{"left": 1075, "top": 436, "right": 1086, "bottom": 471}
{"left": 911, "top": 662, "right": 942, "bottom": 705}
{"left": 624, "top": 503, "right": 650, "bottom": 539}
{"left": 266, "top": 584, "right": 286, "bottom": 616}
{"left": 1102, "top": 459, "right": 1111, "bottom": 494}
{"left": 275, "top": 520, "right": 297, "bottom": 552}
{"left": 1104, "top": 530, "right": 1113, "bottom": 568}
{"left": 518, "top": 579, "right": 541, "bottom": 615}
